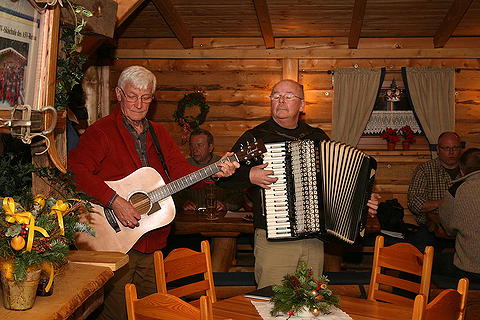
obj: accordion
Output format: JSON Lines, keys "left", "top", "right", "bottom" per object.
{"left": 262, "top": 140, "right": 376, "bottom": 244}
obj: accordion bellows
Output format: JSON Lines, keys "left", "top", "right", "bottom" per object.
{"left": 262, "top": 140, "right": 377, "bottom": 244}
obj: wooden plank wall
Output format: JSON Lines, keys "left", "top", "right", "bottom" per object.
{"left": 110, "top": 38, "right": 480, "bottom": 224}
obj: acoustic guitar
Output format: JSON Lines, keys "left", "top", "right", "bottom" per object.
{"left": 75, "top": 140, "right": 266, "bottom": 253}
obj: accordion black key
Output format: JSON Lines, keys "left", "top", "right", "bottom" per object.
{"left": 262, "top": 140, "right": 377, "bottom": 244}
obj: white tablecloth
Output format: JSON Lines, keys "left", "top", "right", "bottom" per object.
{"left": 251, "top": 300, "right": 352, "bottom": 320}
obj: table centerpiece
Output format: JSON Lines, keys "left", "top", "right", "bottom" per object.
{"left": 270, "top": 263, "right": 340, "bottom": 318}
{"left": 0, "top": 156, "right": 94, "bottom": 310}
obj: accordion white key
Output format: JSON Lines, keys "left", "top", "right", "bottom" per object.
{"left": 262, "top": 140, "right": 377, "bottom": 244}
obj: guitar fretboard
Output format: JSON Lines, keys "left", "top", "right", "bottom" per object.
{"left": 147, "top": 155, "right": 238, "bottom": 203}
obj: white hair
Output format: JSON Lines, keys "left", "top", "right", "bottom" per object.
{"left": 117, "top": 66, "right": 156, "bottom": 93}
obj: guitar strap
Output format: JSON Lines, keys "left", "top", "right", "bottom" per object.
{"left": 104, "top": 124, "right": 171, "bottom": 233}
{"left": 105, "top": 207, "right": 121, "bottom": 233}
{"left": 148, "top": 123, "right": 171, "bottom": 182}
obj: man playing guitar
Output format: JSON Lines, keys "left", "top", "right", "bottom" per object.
{"left": 68, "top": 66, "right": 239, "bottom": 320}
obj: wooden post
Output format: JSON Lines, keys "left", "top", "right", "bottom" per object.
{"left": 32, "top": 5, "right": 63, "bottom": 195}
{"left": 282, "top": 58, "right": 299, "bottom": 81}
{"left": 99, "top": 66, "right": 111, "bottom": 119}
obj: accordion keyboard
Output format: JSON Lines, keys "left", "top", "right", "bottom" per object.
{"left": 263, "top": 142, "right": 292, "bottom": 239}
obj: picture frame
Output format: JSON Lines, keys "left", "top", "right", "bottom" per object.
{"left": 0, "top": 0, "right": 50, "bottom": 110}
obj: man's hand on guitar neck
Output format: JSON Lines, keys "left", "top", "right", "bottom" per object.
{"left": 111, "top": 196, "right": 141, "bottom": 228}
{"left": 212, "top": 152, "right": 240, "bottom": 178}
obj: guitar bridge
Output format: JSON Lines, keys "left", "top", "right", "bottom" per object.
{"left": 148, "top": 202, "right": 161, "bottom": 215}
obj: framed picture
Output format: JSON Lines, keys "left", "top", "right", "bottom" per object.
{"left": 0, "top": 0, "right": 45, "bottom": 110}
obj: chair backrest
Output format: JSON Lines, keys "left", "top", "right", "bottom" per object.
{"left": 367, "top": 235, "right": 434, "bottom": 306}
{"left": 155, "top": 240, "right": 217, "bottom": 303}
{"left": 125, "top": 283, "right": 213, "bottom": 320}
{"left": 412, "top": 278, "right": 469, "bottom": 320}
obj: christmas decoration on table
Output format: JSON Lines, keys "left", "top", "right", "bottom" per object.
{"left": 380, "top": 127, "right": 400, "bottom": 144}
{"left": 173, "top": 91, "right": 210, "bottom": 144}
{"left": 270, "top": 263, "right": 340, "bottom": 318}
{"left": 0, "top": 158, "right": 94, "bottom": 293}
{"left": 385, "top": 79, "right": 402, "bottom": 102}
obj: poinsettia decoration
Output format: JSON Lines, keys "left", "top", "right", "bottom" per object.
{"left": 380, "top": 127, "right": 400, "bottom": 144}
{"left": 399, "top": 125, "right": 416, "bottom": 144}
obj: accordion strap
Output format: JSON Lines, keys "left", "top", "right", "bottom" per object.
{"left": 256, "top": 127, "right": 315, "bottom": 141}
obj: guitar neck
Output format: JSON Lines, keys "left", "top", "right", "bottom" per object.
{"left": 148, "top": 154, "right": 238, "bottom": 203}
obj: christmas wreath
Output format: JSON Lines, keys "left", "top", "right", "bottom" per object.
{"left": 173, "top": 92, "right": 210, "bottom": 130}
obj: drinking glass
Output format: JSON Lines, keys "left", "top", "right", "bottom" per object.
{"left": 205, "top": 185, "right": 218, "bottom": 220}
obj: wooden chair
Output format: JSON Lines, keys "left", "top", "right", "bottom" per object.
{"left": 412, "top": 278, "right": 469, "bottom": 320}
{"left": 125, "top": 283, "right": 213, "bottom": 320}
{"left": 367, "top": 235, "right": 434, "bottom": 305}
{"left": 155, "top": 240, "right": 217, "bottom": 303}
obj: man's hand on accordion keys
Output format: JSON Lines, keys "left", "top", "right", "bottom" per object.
{"left": 367, "top": 193, "right": 381, "bottom": 217}
{"left": 249, "top": 162, "right": 278, "bottom": 189}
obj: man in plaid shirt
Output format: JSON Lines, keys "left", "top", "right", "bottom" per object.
{"left": 407, "top": 131, "right": 462, "bottom": 251}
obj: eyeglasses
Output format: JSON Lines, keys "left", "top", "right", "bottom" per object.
{"left": 117, "top": 87, "right": 154, "bottom": 103}
{"left": 438, "top": 145, "right": 462, "bottom": 152}
{"left": 270, "top": 93, "right": 303, "bottom": 101}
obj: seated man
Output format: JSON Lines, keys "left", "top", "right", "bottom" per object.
{"left": 174, "top": 128, "right": 245, "bottom": 212}
{"left": 407, "top": 131, "right": 461, "bottom": 251}
{"left": 437, "top": 148, "right": 480, "bottom": 282}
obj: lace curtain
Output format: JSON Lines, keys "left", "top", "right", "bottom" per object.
{"left": 364, "top": 111, "right": 422, "bottom": 134}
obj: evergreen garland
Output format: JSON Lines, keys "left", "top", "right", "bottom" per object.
{"left": 270, "top": 263, "right": 340, "bottom": 317}
{"left": 55, "top": 3, "right": 92, "bottom": 110}
{"left": 0, "top": 153, "right": 35, "bottom": 207}
{"left": 55, "top": 26, "right": 88, "bottom": 111}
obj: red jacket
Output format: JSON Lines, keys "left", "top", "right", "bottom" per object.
{"left": 68, "top": 106, "right": 199, "bottom": 253}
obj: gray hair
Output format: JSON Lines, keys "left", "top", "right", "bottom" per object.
{"left": 459, "top": 148, "right": 480, "bottom": 175}
{"left": 190, "top": 128, "right": 214, "bottom": 145}
{"left": 117, "top": 66, "right": 156, "bottom": 94}
{"left": 271, "top": 79, "right": 305, "bottom": 99}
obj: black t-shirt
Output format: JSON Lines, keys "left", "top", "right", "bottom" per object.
{"left": 445, "top": 166, "right": 461, "bottom": 180}
{"left": 218, "top": 118, "right": 329, "bottom": 229}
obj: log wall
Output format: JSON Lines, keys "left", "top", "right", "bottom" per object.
{"left": 110, "top": 38, "right": 480, "bottom": 224}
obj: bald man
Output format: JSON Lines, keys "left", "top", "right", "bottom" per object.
{"left": 219, "top": 79, "right": 380, "bottom": 288}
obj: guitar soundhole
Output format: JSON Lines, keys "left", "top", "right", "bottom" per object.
{"left": 129, "top": 192, "right": 152, "bottom": 215}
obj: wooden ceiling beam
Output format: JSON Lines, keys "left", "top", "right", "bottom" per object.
{"left": 80, "top": 0, "right": 144, "bottom": 56}
{"left": 252, "top": 0, "right": 275, "bottom": 49}
{"left": 348, "top": 0, "right": 367, "bottom": 49}
{"left": 151, "top": 0, "right": 193, "bottom": 49}
{"left": 433, "top": 0, "right": 474, "bottom": 48}
{"left": 115, "top": 48, "right": 480, "bottom": 59}
{"left": 116, "top": 0, "right": 145, "bottom": 28}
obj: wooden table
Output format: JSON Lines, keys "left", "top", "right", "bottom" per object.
{"left": 212, "top": 295, "right": 413, "bottom": 320}
{"left": 68, "top": 250, "right": 129, "bottom": 271}
{"left": 174, "top": 212, "right": 254, "bottom": 272}
{"left": 0, "top": 262, "right": 113, "bottom": 320}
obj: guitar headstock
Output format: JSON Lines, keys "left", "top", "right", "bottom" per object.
{"left": 235, "top": 139, "right": 267, "bottom": 163}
